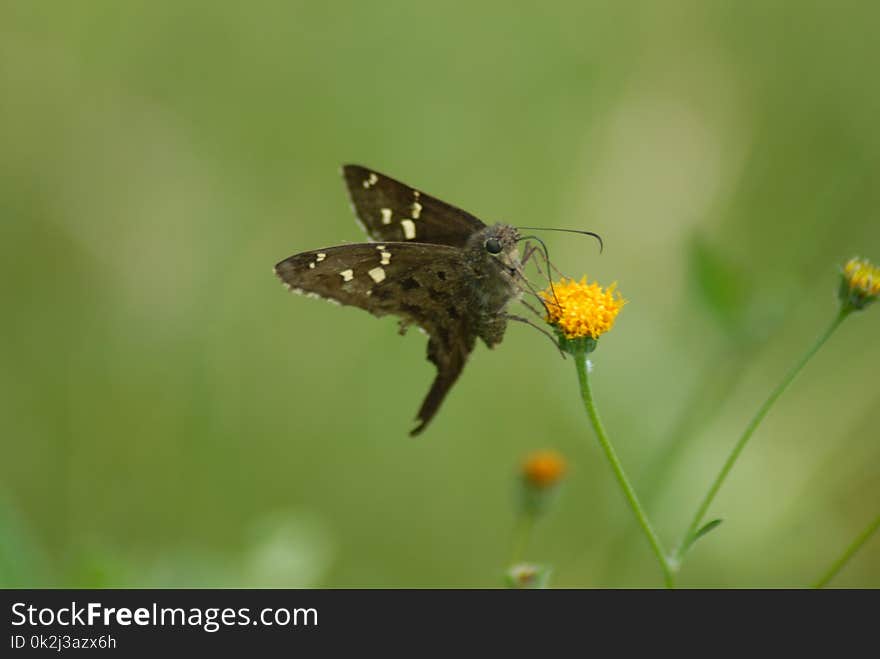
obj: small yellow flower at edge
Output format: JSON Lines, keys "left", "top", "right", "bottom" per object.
{"left": 840, "top": 256, "right": 880, "bottom": 311}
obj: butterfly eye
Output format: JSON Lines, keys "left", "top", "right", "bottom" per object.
{"left": 485, "top": 238, "right": 502, "bottom": 254}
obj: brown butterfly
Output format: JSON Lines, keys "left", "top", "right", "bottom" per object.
{"left": 275, "top": 165, "right": 545, "bottom": 436}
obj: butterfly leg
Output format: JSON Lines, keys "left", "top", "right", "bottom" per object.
{"left": 517, "top": 297, "right": 563, "bottom": 340}
{"left": 520, "top": 239, "right": 565, "bottom": 278}
{"left": 528, "top": 245, "right": 568, "bottom": 282}
{"left": 505, "top": 313, "right": 566, "bottom": 359}
{"left": 513, "top": 269, "right": 555, "bottom": 320}
{"left": 521, "top": 298, "right": 547, "bottom": 320}
{"left": 520, "top": 240, "right": 539, "bottom": 267}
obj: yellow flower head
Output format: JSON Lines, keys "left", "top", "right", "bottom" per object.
{"left": 521, "top": 450, "right": 567, "bottom": 489}
{"left": 540, "top": 276, "right": 625, "bottom": 340}
{"left": 840, "top": 256, "right": 880, "bottom": 311}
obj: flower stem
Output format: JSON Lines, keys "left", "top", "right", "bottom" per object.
{"left": 509, "top": 512, "right": 535, "bottom": 565}
{"left": 814, "top": 513, "right": 880, "bottom": 588}
{"left": 574, "top": 350, "right": 674, "bottom": 588}
{"left": 675, "top": 308, "right": 852, "bottom": 563}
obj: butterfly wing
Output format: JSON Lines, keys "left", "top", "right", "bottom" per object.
{"left": 342, "top": 164, "right": 485, "bottom": 247}
{"left": 274, "top": 242, "right": 476, "bottom": 436}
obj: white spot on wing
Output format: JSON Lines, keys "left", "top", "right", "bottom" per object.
{"left": 380, "top": 251, "right": 391, "bottom": 265}
{"left": 316, "top": 253, "right": 326, "bottom": 262}
{"left": 401, "top": 219, "right": 416, "bottom": 239}
{"left": 340, "top": 269, "right": 354, "bottom": 282}
{"left": 380, "top": 208, "right": 392, "bottom": 225}
{"left": 368, "top": 266, "right": 386, "bottom": 283}
{"left": 363, "top": 172, "right": 378, "bottom": 188}
{"left": 309, "top": 262, "right": 315, "bottom": 269}
{"left": 411, "top": 202, "right": 422, "bottom": 219}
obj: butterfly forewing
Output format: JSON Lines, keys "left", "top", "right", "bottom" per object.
{"left": 274, "top": 242, "right": 469, "bottom": 329}
{"left": 342, "top": 164, "right": 485, "bottom": 247}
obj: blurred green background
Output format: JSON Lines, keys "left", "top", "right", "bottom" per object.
{"left": 2, "top": 1, "right": 878, "bottom": 588}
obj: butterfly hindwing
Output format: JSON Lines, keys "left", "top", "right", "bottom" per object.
{"left": 342, "top": 164, "right": 485, "bottom": 247}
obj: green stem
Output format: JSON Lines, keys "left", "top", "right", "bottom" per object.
{"left": 814, "top": 513, "right": 880, "bottom": 588}
{"left": 574, "top": 350, "right": 674, "bottom": 588}
{"left": 509, "top": 512, "right": 535, "bottom": 565}
{"left": 675, "top": 308, "right": 852, "bottom": 563}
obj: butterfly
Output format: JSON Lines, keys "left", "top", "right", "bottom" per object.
{"left": 274, "top": 165, "right": 539, "bottom": 436}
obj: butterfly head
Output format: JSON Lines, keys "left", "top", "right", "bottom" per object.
{"left": 471, "top": 223, "right": 522, "bottom": 279}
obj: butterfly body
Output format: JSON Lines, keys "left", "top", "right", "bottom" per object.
{"left": 275, "top": 165, "right": 524, "bottom": 436}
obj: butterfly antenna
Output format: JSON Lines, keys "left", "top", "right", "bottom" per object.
{"left": 517, "top": 227, "right": 604, "bottom": 254}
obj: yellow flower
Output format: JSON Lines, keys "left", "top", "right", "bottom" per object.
{"left": 840, "top": 257, "right": 880, "bottom": 310}
{"left": 521, "top": 450, "right": 567, "bottom": 489}
{"left": 540, "top": 276, "right": 625, "bottom": 340}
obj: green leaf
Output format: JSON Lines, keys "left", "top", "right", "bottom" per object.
{"left": 682, "top": 519, "right": 723, "bottom": 557}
